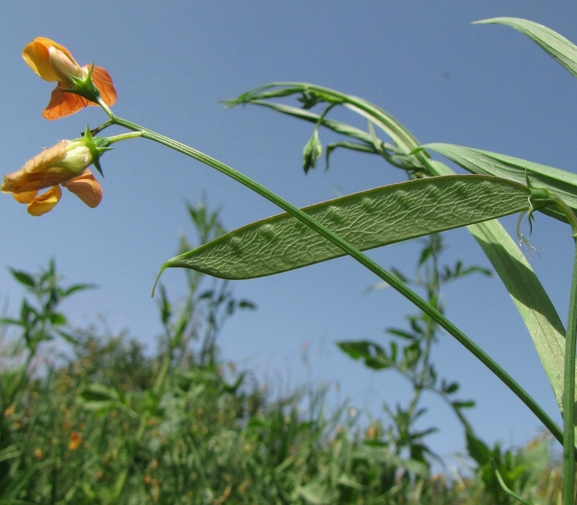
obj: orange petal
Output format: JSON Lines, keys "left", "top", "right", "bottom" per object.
{"left": 90, "top": 66, "right": 117, "bottom": 106}
{"left": 22, "top": 37, "right": 77, "bottom": 83}
{"left": 4, "top": 168, "right": 75, "bottom": 192}
{"left": 12, "top": 190, "right": 38, "bottom": 204}
{"left": 27, "top": 185, "right": 62, "bottom": 216}
{"left": 62, "top": 170, "right": 102, "bottom": 208}
{"left": 34, "top": 38, "right": 76, "bottom": 63}
{"left": 43, "top": 84, "right": 89, "bottom": 120}
{"left": 16, "top": 139, "right": 68, "bottom": 175}
{"left": 23, "top": 39, "right": 57, "bottom": 82}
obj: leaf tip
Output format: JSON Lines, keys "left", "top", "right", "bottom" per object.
{"left": 151, "top": 263, "right": 169, "bottom": 298}
{"left": 472, "top": 17, "right": 502, "bottom": 26}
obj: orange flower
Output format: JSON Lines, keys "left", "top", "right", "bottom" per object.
{"left": 2, "top": 139, "right": 103, "bottom": 216}
{"left": 23, "top": 37, "right": 117, "bottom": 120}
{"left": 68, "top": 431, "right": 82, "bottom": 451}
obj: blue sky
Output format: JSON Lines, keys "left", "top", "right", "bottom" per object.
{"left": 1, "top": 1, "right": 577, "bottom": 466}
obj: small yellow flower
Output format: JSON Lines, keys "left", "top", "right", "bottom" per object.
{"left": 2, "top": 140, "right": 103, "bottom": 216}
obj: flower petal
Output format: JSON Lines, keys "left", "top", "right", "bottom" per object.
{"left": 22, "top": 40, "right": 57, "bottom": 82}
{"left": 27, "top": 185, "right": 62, "bottom": 216}
{"left": 22, "top": 37, "right": 78, "bottom": 83}
{"left": 43, "top": 84, "right": 89, "bottom": 120}
{"left": 12, "top": 190, "right": 37, "bottom": 204}
{"left": 20, "top": 140, "right": 68, "bottom": 174}
{"left": 48, "top": 46, "right": 85, "bottom": 86}
{"left": 2, "top": 140, "right": 76, "bottom": 193}
{"left": 90, "top": 66, "right": 117, "bottom": 106}
{"left": 62, "top": 170, "right": 102, "bottom": 208}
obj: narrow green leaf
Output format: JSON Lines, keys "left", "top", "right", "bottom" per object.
{"left": 490, "top": 460, "right": 536, "bottom": 505}
{"left": 338, "top": 341, "right": 390, "bottom": 370}
{"left": 297, "top": 481, "right": 333, "bottom": 505}
{"left": 56, "top": 330, "right": 81, "bottom": 346}
{"left": 246, "top": 100, "right": 380, "bottom": 148}
{"left": 8, "top": 268, "right": 35, "bottom": 289}
{"left": 454, "top": 400, "right": 475, "bottom": 409}
{"left": 0, "top": 461, "right": 42, "bottom": 500}
{"left": 227, "top": 83, "right": 435, "bottom": 171}
{"left": 336, "top": 475, "right": 363, "bottom": 491}
{"left": 387, "top": 328, "right": 417, "bottom": 341}
{"left": 337, "top": 341, "right": 377, "bottom": 361}
{"left": 467, "top": 220, "right": 566, "bottom": 411}
{"left": 163, "top": 175, "right": 530, "bottom": 279}
{"left": 238, "top": 300, "right": 257, "bottom": 309}
{"left": 475, "top": 17, "right": 577, "bottom": 79}
{"left": 338, "top": 341, "right": 392, "bottom": 370}
{"left": 466, "top": 430, "right": 492, "bottom": 465}
{"left": 49, "top": 313, "right": 67, "bottom": 326}
{"left": 444, "top": 382, "right": 459, "bottom": 394}
{"left": 0, "top": 317, "right": 23, "bottom": 327}
{"left": 390, "top": 341, "right": 398, "bottom": 364}
{"left": 424, "top": 143, "right": 577, "bottom": 223}
{"left": 63, "top": 283, "right": 97, "bottom": 297}
{"left": 80, "top": 383, "right": 120, "bottom": 402}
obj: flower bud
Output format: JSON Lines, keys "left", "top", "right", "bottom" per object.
{"left": 302, "top": 130, "right": 323, "bottom": 174}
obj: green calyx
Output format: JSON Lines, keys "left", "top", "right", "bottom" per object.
{"left": 63, "top": 64, "right": 102, "bottom": 104}
{"left": 73, "top": 127, "right": 143, "bottom": 178}
{"left": 77, "top": 126, "right": 114, "bottom": 177}
{"left": 525, "top": 172, "right": 577, "bottom": 239}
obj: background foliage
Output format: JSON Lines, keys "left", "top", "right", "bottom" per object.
{"left": 0, "top": 204, "right": 563, "bottom": 504}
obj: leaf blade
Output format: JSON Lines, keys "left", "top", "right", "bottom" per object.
{"left": 475, "top": 17, "right": 577, "bottom": 79}
{"left": 164, "top": 175, "right": 530, "bottom": 279}
{"left": 467, "top": 219, "right": 566, "bottom": 411}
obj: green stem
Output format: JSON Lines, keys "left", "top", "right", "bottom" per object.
{"left": 242, "top": 82, "right": 434, "bottom": 169}
{"left": 536, "top": 190, "right": 577, "bottom": 502}
{"left": 553, "top": 191, "right": 577, "bottom": 504}
{"left": 106, "top": 131, "right": 143, "bottom": 144}
{"left": 153, "top": 353, "right": 171, "bottom": 397}
{"left": 564, "top": 245, "right": 577, "bottom": 504}
{"left": 406, "top": 263, "right": 438, "bottom": 424}
{"left": 97, "top": 97, "right": 115, "bottom": 120}
{"left": 104, "top": 112, "right": 562, "bottom": 445}
{"left": 526, "top": 188, "right": 577, "bottom": 502}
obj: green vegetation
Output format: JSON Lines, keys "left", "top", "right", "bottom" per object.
{"left": 0, "top": 203, "right": 564, "bottom": 504}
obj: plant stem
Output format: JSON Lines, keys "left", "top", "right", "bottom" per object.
{"left": 106, "top": 131, "right": 143, "bottom": 144}
{"left": 104, "top": 112, "right": 563, "bottom": 446}
{"left": 557, "top": 189, "right": 577, "bottom": 504}
{"left": 563, "top": 243, "right": 577, "bottom": 504}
